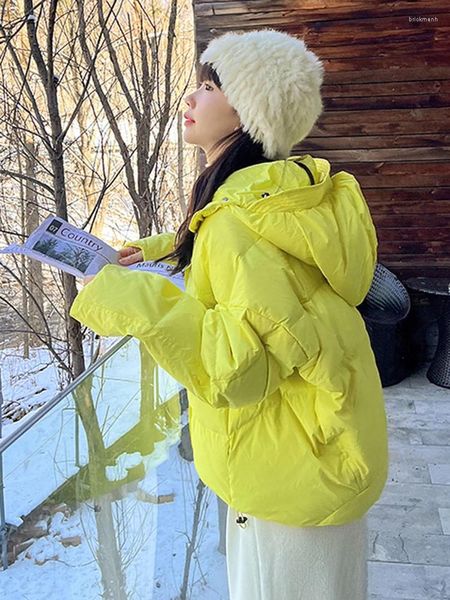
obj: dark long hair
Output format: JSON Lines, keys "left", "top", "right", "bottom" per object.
{"left": 155, "top": 62, "right": 274, "bottom": 275}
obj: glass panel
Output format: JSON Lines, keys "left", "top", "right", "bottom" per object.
{"left": 0, "top": 337, "right": 228, "bottom": 599}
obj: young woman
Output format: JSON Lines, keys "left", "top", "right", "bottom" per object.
{"left": 71, "top": 29, "right": 389, "bottom": 600}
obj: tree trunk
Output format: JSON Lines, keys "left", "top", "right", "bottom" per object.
{"left": 73, "top": 380, "right": 127, "bottom": 599}
{"left": 177, "top": 109, "right": 187, "bottom": 218}
{"left": 24, "top": 140, "right": 44, "bottom": 343}
{"left": 25, "top": 0, "right": 86, "bottom": 379}
{"left": 18, "top": 154, "right": 30, "bottom": 359}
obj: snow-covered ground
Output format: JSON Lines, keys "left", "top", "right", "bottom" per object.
{"left": 1, "top": 337, "right": 228, "bottom": 598}
{"left": 1, "top": 443, "right": 229, "bottom": 599}
{"left": 0, "top": 335, "right": 121, "bottom": 437}
{"left": 1, "top": 344, "right": 65, "bottom": 433}
{"left": 1, "top": 338, "right": 180, "bottom": 522}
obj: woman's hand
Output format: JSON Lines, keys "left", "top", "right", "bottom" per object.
{"left": 79, "top": 245, "right": 143, "bottom": 286}
{"left": 118, "top": 245, "right": 143, "bottom": 266}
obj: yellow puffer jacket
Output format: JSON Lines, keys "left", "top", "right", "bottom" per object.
{"left": 70, "top": 154, "right": 389, "bottom": 527}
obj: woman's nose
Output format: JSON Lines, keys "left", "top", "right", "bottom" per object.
{"left": 184, "top": 92, "right": 195, "bottom": 107}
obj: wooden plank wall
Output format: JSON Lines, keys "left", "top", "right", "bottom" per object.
{"left": 193, "top": 1, "right": 450, "bottom": 278}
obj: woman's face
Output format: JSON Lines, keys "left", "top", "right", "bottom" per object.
{"left": 183, "top": 79, "right": 241, "bottom": 156}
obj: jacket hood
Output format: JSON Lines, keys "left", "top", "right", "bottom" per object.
{"left": 188, "top": 155, "right": 378, "bottom": 306}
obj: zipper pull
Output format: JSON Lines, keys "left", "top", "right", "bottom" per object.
{"left": 236, "top": 512, "right": 248, "bottom": 528}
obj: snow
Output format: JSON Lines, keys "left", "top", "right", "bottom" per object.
{"left": 1, "top": 444, "right": 229, "bottom": 599}
{"left": 0, "top": 344, "right": 64, "bottom": 438}
{"left": 1, "top": 337, "right": 228, "bottom": 598}
{"left": 106, "top": 452, "right": 144, "bottom": 481}
{"left": 0, "top": 336, "right": 123, "bottom": 438}
{"left": 2, "top": 338, "right": 180, "bottom": 522}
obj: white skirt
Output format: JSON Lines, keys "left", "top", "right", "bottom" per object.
{"left": 226, "top": 506, "right": 368, "bottom": 600}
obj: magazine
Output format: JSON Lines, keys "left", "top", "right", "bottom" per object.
{"left": 0, "top": 214, "right": 185, "bottom": 291}
{"left": 127, "top": 260, "right": 185, "bottom": 291}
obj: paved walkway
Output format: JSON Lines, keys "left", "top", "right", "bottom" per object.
{"left": 368, "top": 364, "right": 450, "bottom": 600}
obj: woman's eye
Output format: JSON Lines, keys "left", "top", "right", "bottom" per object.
{"left": 204, "top": 83, "right": 213, "bottom": 91}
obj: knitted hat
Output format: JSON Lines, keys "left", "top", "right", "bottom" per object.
{"left": 199, "top": 29, "right": 324, "bottom": 160}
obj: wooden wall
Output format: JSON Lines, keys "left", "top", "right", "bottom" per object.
{"left": 193, "top": 1, "right": 450, "bottom": 278}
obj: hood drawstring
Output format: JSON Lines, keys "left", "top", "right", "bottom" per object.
{"left": 294, "top": 159, "right": 315, "bottom": 185}
{"left": 236, "top": 512, "right": 248, "bottom": 528}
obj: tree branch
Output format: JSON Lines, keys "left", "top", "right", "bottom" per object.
{"left": 97, "top": 0, "right": 141, "bottom": 122}
{"left": 0, "top": 168, "right": 54, "bottom": 195}
{"left": 0, "top": 18, "right": 51, "bottom": 146}
{"left": 76, "top": 0, "right": 138, "bottom": 203}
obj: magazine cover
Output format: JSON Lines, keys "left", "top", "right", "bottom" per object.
{"left": 0, "top": 215, "right": 118, "bottom": 278}
{"left": 0, "top": 214, "right": 185, "bottom": 290}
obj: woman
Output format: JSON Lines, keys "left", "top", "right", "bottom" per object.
{"left": 70, "top": 29, "right": 389, "bottom": 600}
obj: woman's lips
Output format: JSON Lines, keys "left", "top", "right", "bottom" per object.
{"left": 184, "top": 113, "right": 195, "bottom": 125}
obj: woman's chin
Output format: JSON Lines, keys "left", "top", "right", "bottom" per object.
{"left": 182, "top": 130, "right": 199, "bottom": 146}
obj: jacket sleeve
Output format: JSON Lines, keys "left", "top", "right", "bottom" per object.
{"left": 123, "top": 232, "right": 176, "bottom": 264}
{"left": 69, "top": 213, "right": 320, "bottom": 409}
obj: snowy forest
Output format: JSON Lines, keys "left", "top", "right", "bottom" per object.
{"left": 0, "top": 1, "right": 226, "bottom": 598}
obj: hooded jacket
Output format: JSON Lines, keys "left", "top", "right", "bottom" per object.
{"left": 69, "top": 154, "right": 389, "bottom": 527}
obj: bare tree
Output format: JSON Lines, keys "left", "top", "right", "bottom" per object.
{"left": 76, "top": 0, "right": 194, "bottom": 237}
{"left": 0, "top": 0, "right": 195, "bottom": 399}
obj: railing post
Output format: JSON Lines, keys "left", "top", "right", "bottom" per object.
{"left": 0, "top": 452, "right": 7, "bottom": 570}
{"left": 0, "top": 369, "right": 8, "bottom": 570}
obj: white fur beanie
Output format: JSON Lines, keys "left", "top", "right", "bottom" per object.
{"left": 200, "top": 29, "right": 324, "bottom": 160}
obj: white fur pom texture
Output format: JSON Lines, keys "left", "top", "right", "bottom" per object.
{"left": 200, "top": 29, "right": 325, "bottom": 159}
